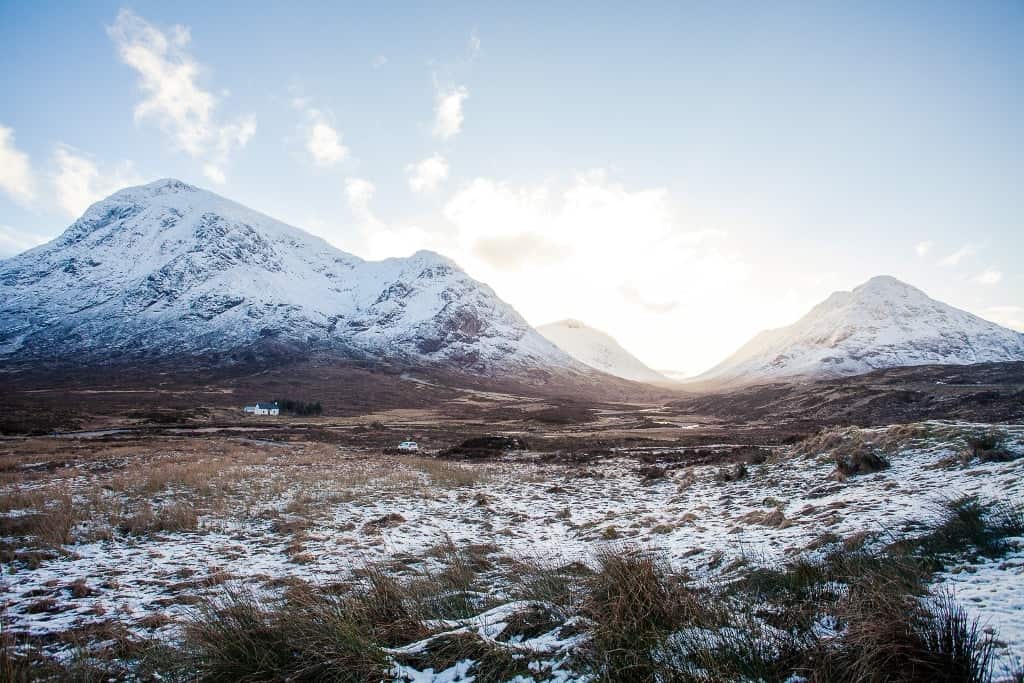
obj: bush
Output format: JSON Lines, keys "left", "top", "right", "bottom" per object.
{"left": 963, "top": 431, "right": 1015, "bottom": 464}
{"left": 715, "top": 462, "right": 748, "bottom": 483}
{"left": 440, "top": 435, "right": 529, "bottom": 459}
{"left": 818, "top": 585, "right": 994, "bottom": 683}
{"left": 914, "top": 495, "right": 1024, "bottom": 561}
{"left": 584, "top": 547, "right": 701, "bottom": 679}
{"left": 832, "top": 442, "right": 889, "bottom": 478}
{"left": 185, "top": 588, "right": 387, "bottom": 681}
{"left": 273, "top": 398, "right": 323, "bottom": 416}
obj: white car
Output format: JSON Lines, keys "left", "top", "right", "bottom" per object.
{"left": 397, "top": 441, "right": 419, "bottom": 453}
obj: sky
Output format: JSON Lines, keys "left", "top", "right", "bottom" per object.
{"left": 1, "top": 1, "right": 1022, "bottom": 376}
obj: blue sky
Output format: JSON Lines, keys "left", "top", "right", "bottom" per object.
{"left": 1, "top": 1, "right": 1022, "bottom": 374}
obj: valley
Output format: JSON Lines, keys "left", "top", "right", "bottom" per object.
{"left": 2, "top": 362, "right": 1023, "bottom": 680}
{"left": 2, "top": 181, "right": 1023, "bottom": 680}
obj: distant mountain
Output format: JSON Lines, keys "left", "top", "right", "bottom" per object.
{"left": 0, "top": 179, "right": 584, "bottom": 380}
{"left": 537, "top": 319, "right": 667, "bottom": 383}
{"left": 697, "top": 275, "right": 1024, "bottom": 385}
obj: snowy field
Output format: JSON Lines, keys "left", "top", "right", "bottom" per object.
{"left": 1, "top": 420, "right": 1022, "bottom": 680}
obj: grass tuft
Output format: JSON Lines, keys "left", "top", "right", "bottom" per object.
{"left": 913, "top": 495, "right": 1024, "bottom": 561}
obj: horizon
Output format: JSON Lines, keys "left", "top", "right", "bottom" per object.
{"left": 1, "top": 174, "right": 1011, "bottom": 380}
{"left": 2, "top": 2, "right": 1022, "bottom": 375}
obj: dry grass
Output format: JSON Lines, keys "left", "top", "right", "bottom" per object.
{"left": 817, "top": 587, "right": 995, "bottom": 683}
{"left": 119, "top": 501, "right": 199, "bottom": 535}
{"left": 584, "top": 546, "right": 705, "bottom": 679}
{"left": 794, "top": 426, "right": 891, "bottom": 478}
{"left": 3, "top": 429, "right": 1019, "bottom": 680}
{"left": 184, "top": 587, "right": 389, "bottom": 682}
{"left": 0, "top": 488, "right": 79, "bottom": 548}
{"left": 397, "top": 456, "right": 492, "bottom": 488}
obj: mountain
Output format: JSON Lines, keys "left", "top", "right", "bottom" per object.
{"left": 537, "top": 319, "right": 668, "bottom": 383}
{"left": 0, "top": 179, "right": 583, "bottom": 380}
{"left": 696, "top": 275, "right": 1024, "bottom": 385}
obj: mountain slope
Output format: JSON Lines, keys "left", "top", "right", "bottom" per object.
{"left": 0, "top": 179, "right": 581, "bottom": 378}
{"left": 697, "top": 275, "right": 1024, "bottom": 385}
{"left": 538, "top": 319, "right": 668, "bottom": 383}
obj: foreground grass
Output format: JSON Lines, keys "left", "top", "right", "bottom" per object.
{"left": 5, "top": 493, "right": 1020, "bottom": 682}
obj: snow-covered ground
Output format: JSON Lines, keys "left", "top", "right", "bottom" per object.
{"left": 1, "top": 421, "right": 1022, "bottom": 679}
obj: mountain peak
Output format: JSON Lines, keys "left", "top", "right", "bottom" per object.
{"left": 407, "top": 249, "right": 455, "bottom": 267}
{"left": 853, "top": 275, "right": 922, "bottom": 297}
{"left": 143, "top": 178, "right": 197, "bottom": 193}
{"left": 104, "top": 178, "right": 199, "bottom": 203}
{"left": 0, "top": 180, "right": 579, "bottom": 379}
{"left": 697, "top": 276, "right": 1024, "bottom": 384}
{"left": 861, "top": 274, "right": 904, "bottom": 287}
{"left": 538, "top": 319, "right": 667, "bottom": 383}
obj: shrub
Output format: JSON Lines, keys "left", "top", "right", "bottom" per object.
{"left": 715, "top": 463, "right": 748, "bottom": 483}
{"left": 962, "top": 431, "right": 1016, "bottom": 464}
{"left": 832, "top": 442, "right": 889, "bottom": 478}
{"left": 913, "top": 495, "right": 1024, "bottom": 561}
{"left": 348, "top": 567, "right": 430, "bottom": 646}
{"left": 510, "top": 560, "right": 590, "bottom": 615}
{"left": 818, "top": 585, "right": 994, "bottom": 683}
{"left": 584, "top": 547, "right": 701, "bottom": 679}
{"left": 273, "top": 398, "right": 323, "bottom": 416}
{"left": 185, "top": 588, "right": 387, "bottom": 682}
{"left": 0, "top": 490, "right": 79, "bottom": 548}
{"left": 120, "top": 502, "right": 198, "bottom": 536}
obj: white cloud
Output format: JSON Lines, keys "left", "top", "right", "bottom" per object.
{"left": 202, "top": 164, "right": 226, "bottom": 185}
{"left": 52, "top": 146, "right": 143, "bottom": 217}
{"left": 434, "top": 85, "right": 468, "bottom": 139}
{"left": 108, "top": 9, "right": 255, "bottom": 182}
{"left": 473, "top": 232, "right": 569, "bottom": 270}
{"left": 372, "top": 55, "right": 388, "bottom": 69}
{"left": 344, "top": 177, "right": 377, "bottom": 222}
{"left": 406, "top": 154, "right": 449, "bottom": 193}
{"left": 915, "top": 240, "right": 932, "bottom": 257}
{"left": 0, "top": 124, "right": 35, "bottom": 205}
{"left": 975, "top": 268, "right": 1003, "bottom": 286}
{"left": 291, "top": 99, "right": 349, "bottom": 168}
{"left": 938, "top": 244, "right": 975, "bottom": 267}
{"left": 205, "top": 115, "right": 256, "bottom": 183}
{"left": 0, "top": 224, "right": 48, "bottom": 257}
{"left": 306, "top": 114, "right": 348, "bottom": 167}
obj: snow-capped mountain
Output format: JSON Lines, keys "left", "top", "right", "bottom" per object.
{"left": 0, "top": 179, "right": 581, "bottom": 377}
{"left": 697, "top": 275, "right": 1024, "bottom": 385}
{"left": 538, "top": 319, "right": 668, "bottom": 384}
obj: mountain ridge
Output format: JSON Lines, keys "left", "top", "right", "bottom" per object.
{"left": 695, "top": 274, "right": 1024, "bottom": 385}
{"left": 0, "top": 179, "right": 587, "bottom": 381}
{"left": 537, "top": 319, "right": 668, "bottom": 384}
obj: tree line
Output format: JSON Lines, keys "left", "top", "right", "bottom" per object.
{"left": 274, "top": 398, "right": 323, "bottom": 416}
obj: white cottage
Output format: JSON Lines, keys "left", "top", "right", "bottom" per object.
{"left": 244, "top": 402, "right": 280, "bottom": 416}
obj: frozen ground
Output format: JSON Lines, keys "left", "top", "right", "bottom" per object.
{"left": 1, "top": 420, "right": 1022, "bottom": 680}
